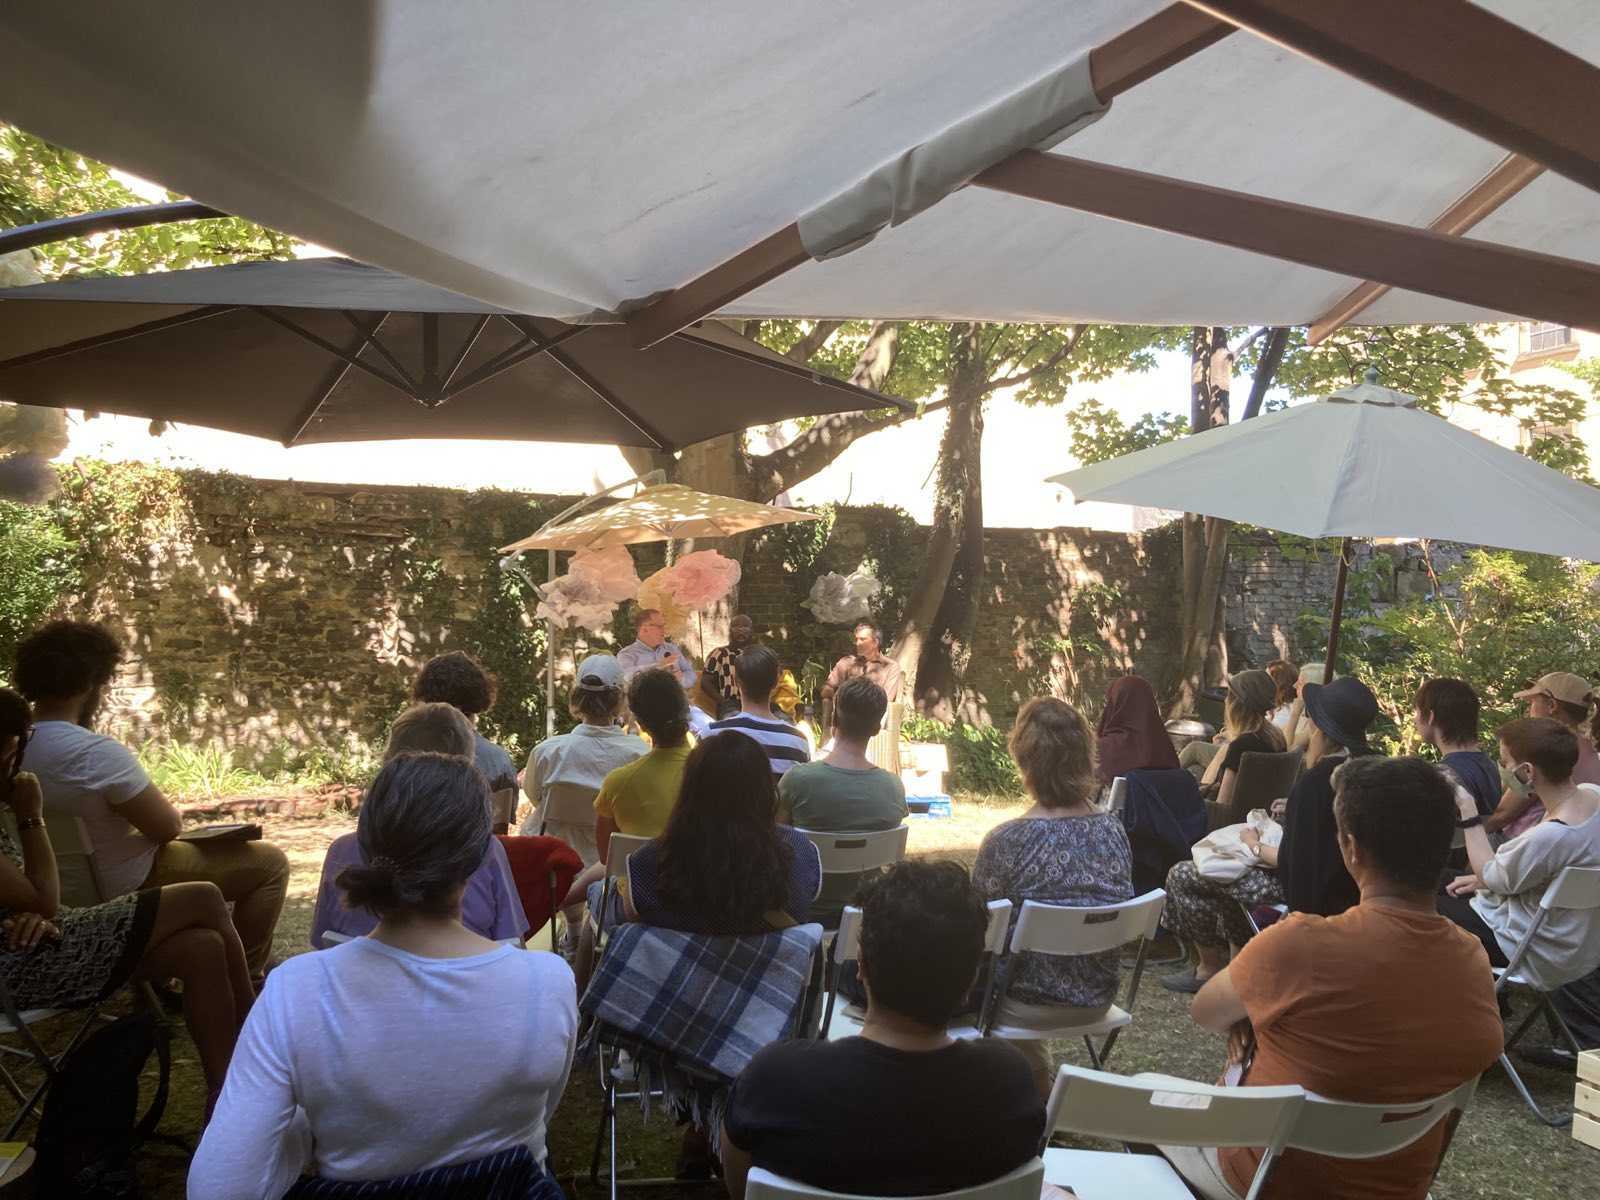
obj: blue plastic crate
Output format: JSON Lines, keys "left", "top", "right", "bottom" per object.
{"left": 906, "top": 794, "right": 952, "bottom": 818}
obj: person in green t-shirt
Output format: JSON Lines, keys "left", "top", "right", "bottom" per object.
{"left": 780, "top": 677, "right": 907, "bottom": 922}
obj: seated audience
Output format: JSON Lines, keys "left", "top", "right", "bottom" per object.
{"left": 1095, "top": 674, "right": 1180, "bottom": 789}
{"left": 1185, "top": 670, "right": 1287, "bottom": 810}
{"left": 190, "top": 754, "right": 577, "bottom": 1200}
{"left": 1167, "top": 756, "right": 1503, "bottom": 1200}
{"left": 1265, "top": 659, "right": 1298, "bottom": 730}
{"left": 702, "top": 614, "right": 755, "bottom": 719}
{"left": 1282, "top": 663, "right": 1328, "bottom": 752}
{"left": 720, "top": 861, "right": 1043, "bottom": 1199}
{"left": 1441, "top": 717, "right": 1600, "bottom": 986}
{"left": 820, "top": 621, "right": 901, "bottom": 704}
{"left": 1485, "top": 672, "right": 1600, "bottom": 837}
{"left": 972, "top": 697, "right": 1133, "bottom": 1097}
{"left": 622, "top": 733, "right": 821, "bottom": 935}
{"left": 519, "top": 655, "right": 648, "bottom": 865}
{"left": 0, "top": 687, "right": 253, "bottom": 1119}
{"left": 617, "top": 607, "right": 698, "bottom": 689}
{"left": 1163, "top": 676, "right": 1379, "bottom": 994}
{"left": 311, "top": 703, "right": 526, "bottom": 947}
{"left": 17, "top": 620, "right": 289, "bottom": 982}
{"left": 778, "top": 678, "right": 907, "bottom": 922}
{"left": 412, "top": 651, "right": 518, "bottom": 829}
{"left": 1415, "top": 677, "right": 1501, "bottom": 820}
{"left": 709, "top": 646, "right": 811, "bottom": 779}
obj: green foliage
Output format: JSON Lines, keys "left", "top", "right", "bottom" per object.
{"left": 1300, "top": 548, "right": 1600, "bottom": 755}
{"left": 1063, "top": 398, "right": 1188, "bottom": 467}
{"left": 138, "top": 743, "right": 269, "bottom": 800}
{"left": 1, "top": 124, "right": 298, "bottom": 278}
{"left": 770, "top": 504, "right": 837, "bottom": 573}
{"left": 901, "top": 714, "right": 1023, "bottom": 796}
{"left": 0, "top": 498, "right": 79, "bottom": 666}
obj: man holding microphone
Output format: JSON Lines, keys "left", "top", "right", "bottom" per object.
{"left": 617, "top": 607, "right": 698, "bottom": 691}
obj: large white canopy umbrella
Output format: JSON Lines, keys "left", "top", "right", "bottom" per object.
{"left": 1, "top": 3, "right": 1599, "bottom": 341}
{"left": 1046, "top": 370, "right": 1600, "bottom": 674}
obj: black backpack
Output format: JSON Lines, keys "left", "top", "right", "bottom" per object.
{"left": 34, "top": 1007, "right": 172, "bottom": 1199}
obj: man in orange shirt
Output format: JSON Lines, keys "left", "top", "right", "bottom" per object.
{"left": 1166, "top": 756, "right": 1503, "bottom": 1200}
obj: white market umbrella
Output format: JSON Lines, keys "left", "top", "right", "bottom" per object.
{"left": 3, "top": 3, "right": 1599, "bottom": 340}
{"left": 1046, "top": 370, "right": 1600, "bottom": 675}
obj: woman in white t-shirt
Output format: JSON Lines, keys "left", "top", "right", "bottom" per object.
{"left": 190, "top": 753, "right": 578, "bottom": 1200}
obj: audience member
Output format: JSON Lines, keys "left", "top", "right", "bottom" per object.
{"left": 1264, "top": 659, "right": 1298, "bottom": 730}
{"left": 1162, "top": 676, "right": 1380, "bottom": 994}
{"left": 1166, "top": 756, "right": 1502, "bottom": 1200}
{"left": 1281, "top": 663, "right": 1328, "bottom": 752}
{"left": 520, "top": 655, "right": 648, "bottom": 865}
{"left": 702, "top": 614, "right": 755, "bottom": 719}
{"left": 779, "top": 678, "right": 907, "bottom": 922}
{"left": 0, "top": 687, "right": 253, "bottom": 1117}
{"left": 720, "top": 861, "right": 1042, "bottom": 1199}
{"left": 616, "top": 607, "right": 698, "bottom": 690}
{"left": 1095, "top": 674, "right": 1180, "bottom": 788}
{"left": 412, "top": 651, "right": 518, "bottom": 829}
{"left": 311, "top": 703, "right": 526, "bottom": 948}
{"left": 621, "top": 733, "right": 820, "bottom": 935}
{"left": 190, "top": 754, "right": 577, "bottom": 1200}
{"left": 821, "top": 621, "right": 901, "bottom": 704}
{"left": 1415, "top": 677, "right": 1501, "bottom": 820}
{"left": 1185, "top": 670, "right": 1287, "bottom": 811}
{"left": 17, "top": 620, "right": 289, "bottom": 982}
{"left": 1440, "top": 717, "right": 1600, "bottom": 987}
{"left": 709, "top": 646, "right": 811, "bottom": 778}
{"left": 972, "top": 697, "right": 1133, "bottom": 1097}
{"left": 1485, "top": 672, "right": 1600, "bottom": 837}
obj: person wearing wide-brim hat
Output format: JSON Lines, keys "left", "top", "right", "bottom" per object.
{"left": 1161, "top": 674, "right": 1382, "bottom": 995}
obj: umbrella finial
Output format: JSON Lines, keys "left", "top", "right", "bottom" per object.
{"left": 1363, "top": 366, "right": 1380, "bottom": 385}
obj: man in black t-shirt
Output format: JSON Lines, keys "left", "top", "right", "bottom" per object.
{"left": 720, "top": 861, "right": 1043, "bottom": 1198}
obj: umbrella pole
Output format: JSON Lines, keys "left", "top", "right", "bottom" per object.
{"left": 1323, "top": 537, "right": 1354, "bottom": 680}
{"left": 546, "top": 548, "right": 557, "bottom": 739}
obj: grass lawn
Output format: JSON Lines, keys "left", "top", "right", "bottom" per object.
{"left": 12, "top": 793, "right": 1589, "bottom": 1198}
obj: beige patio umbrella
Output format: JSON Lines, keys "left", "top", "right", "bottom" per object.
{"left": 501, "top": 476, "right": 819, "bottom": 733}
{"left": 500, "top": 483, "right": 818, "bottom": 554}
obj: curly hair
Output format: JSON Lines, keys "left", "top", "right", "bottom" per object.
{"left": 858, "top": 860, "right": 987, "bottom": 1027}
{"left": 1008, "top": 697, "right": 1098, "bottom": 810}
{"left": 412, "top": 651, "right": 496, "bottom": 716}
{"left": 0, "top": 688, "right": 31, "bottom": 785}
{"left": 13, "top": 620, "right": 123, "bottom": 704}
{"left": 1264, "top": 659, "right": 1299, "bottom": 708}
{"left": 654, "top": 732, "right": 792, "bottom": 931}
{"left": 1333, "top": 756, "right": 1456, "bottom": 892}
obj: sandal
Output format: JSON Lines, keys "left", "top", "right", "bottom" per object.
{"left": 1158, "top": 967, "right": 1212, "bottom": 994}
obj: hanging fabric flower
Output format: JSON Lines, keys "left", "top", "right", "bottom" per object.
{"left": 802, "top": 565, "right": 881, "bottom": 624}
{"left": 657, "top": 549, "right": 742, "bottom": 610}
{"left": 636, "top": 566, "right": 693, "bottom": 637}
{"left": 535, "top": 545, "right": 641, "bottom": 631}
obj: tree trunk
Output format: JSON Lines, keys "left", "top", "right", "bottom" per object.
{"left": 1169, "top": 326, "right": 1233, "bottom": 717}
{"left": 892, "top": 325, "right": 985, "bottom": 712}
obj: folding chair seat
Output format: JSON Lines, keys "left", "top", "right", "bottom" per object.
{"left": 819, "top": 899, "right": 1011, "bottom": 1042}
{"left": 1489, "top": 865, "right": 1600, "bottom": 1126}
{"left": 982, "top": 890, "right": 1166, "bottom": 1069}
{"left": 1040, "top": 1064, "right": 1304, "bottom": 1200}
{"left": 745, "top": 1157, "right": 1043, "bottom": 1200}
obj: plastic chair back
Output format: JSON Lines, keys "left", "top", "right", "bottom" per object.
{"left": 11, "top": 811, "right": 108, "bottom": 907}
{"left": 1008, "top": 890, "right": 1167, "bottom": 958}
{"left": 1499, "top": 865, "right": 1600, "bottom": 988}
{"left": 1286, "top": 1075, "right": 1477, "bottom": 1160}
{"left": 1223, "top": 749, "right": 1302, "bottom": 826}
{"left": 746, "top": 1158, "right": 1043, "bottom": 1200}
{"left": 833, "top": 898, "right": 1010, "bottom": 966}
{"left": 1044, "top": 1064, "right": 1303, "bottom": 1200}
{"left": 540, "top": 780, "right": 601, "bottom": 828}
{"left": 798, "top": 825, "right": 908, "bottom": 875}
{"left": 604, "top": 832, "right": 651, "bottom": 878}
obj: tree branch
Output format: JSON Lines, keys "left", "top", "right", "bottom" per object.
{"left": 747, "top": 396, "right": 949, "bottom": 499}
{"left": 980, "top": 324, "right": 1085, "bottom": 394}
{"left": 784, "top": 319, "right": 843, "bottom": 364}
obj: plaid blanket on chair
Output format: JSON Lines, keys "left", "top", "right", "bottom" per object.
{"left": 581, "top": 922, "right": 823, "bottom": 1081}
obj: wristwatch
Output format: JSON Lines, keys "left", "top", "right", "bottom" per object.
{"left": 1456, "top": 814, "right": 1484, "bottom": 830}
{"left": 14, "top": 816, "right": 44, "bottom": 832}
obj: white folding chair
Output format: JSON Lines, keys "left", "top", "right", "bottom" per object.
{"left": 982, "top": 890, "right": 1167, "bottom": 1069}
{"left": 746, "top": 1157, "right": 1043, "bottom": 1200}
{"left": 1041, "top": 1064, "right": 1304, "bottom": 1200}
{"left": 591, "top": 832, "right": 651, "bottom": 943}
{"left": 797, "top": 826, "right": 909, "bottom": 877}
{"left": 1491, "top": 865, "right": 1600, "bottom": 1126}
{"left": 530, "top": 781, "right": 604, "bottom": 853}
{"left": 819, "top": 899, "right": 1011, "bottom": 1042}
{"left": 1284, "top": 1075, "right": 1479, "bottom": 1196}
{"left": 1106, "top": 777, "right": 1127, "bottom": 817}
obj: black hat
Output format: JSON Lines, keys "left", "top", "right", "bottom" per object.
{"left": 1301, "top": 676, "right": 1378, "bottom": 754}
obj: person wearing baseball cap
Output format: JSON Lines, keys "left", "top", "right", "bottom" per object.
{"left": 520, "top": 653, "right": 648, "bottom": 867}
{"left": 1487, "top": 672, "right": 1600, "bottom": 839}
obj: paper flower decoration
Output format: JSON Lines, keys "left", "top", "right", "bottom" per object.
{"left": 803, "top": 567, "right": 882, "bottom": 624}
{"left": 636, "top": 567, "right": 693, "bottom": 637}
{"left": 535, "top": 545, "right": 641, "bottom": 631}
{"left": 657, "top": 549, "right": 742, "bottom": 610}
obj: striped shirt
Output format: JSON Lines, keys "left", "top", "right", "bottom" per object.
{"left": 709, "top": 713, "right": 812, "bottom": 777}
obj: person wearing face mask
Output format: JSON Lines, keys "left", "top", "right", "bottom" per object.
{"left": 1484, "top": 672, "right": 1600, "bottom": 838}
{"left": 1440, "top": 717, "right": 1600, "bottom": 990}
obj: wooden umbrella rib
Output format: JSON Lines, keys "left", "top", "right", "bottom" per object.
{"left": 624, "top": 3, "right": 1232, "bottom": 348}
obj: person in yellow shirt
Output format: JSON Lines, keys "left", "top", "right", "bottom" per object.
{"left": 594, "top": 668, "right": 693, "bottom": 853}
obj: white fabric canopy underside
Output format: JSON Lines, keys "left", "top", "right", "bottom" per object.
{"left": 0, "top": 0, "right": 1596, "bottom": 326}
{"left": 1047, "top": 398, "right": 1600, "bottom": 562}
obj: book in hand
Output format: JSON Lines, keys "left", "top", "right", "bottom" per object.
{"left": 177, "top": 823, "right": 263, "bottom": 843}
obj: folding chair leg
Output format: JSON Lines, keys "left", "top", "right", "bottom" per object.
{"left": 1097, "top": 1027, "right": 1122, "bottom": 1068}
{"left": 608, "top": 1074, "right": 621, "bottom": 1200}
{"left": 590, "top": 1072, "right": 615, "bottom": 1186}
{"left": 1082, "top": 1035, "right": 1102, "bottom": 1070}
{"left": 1497, "top": 1053, "right": 1572, "bottom": 1127}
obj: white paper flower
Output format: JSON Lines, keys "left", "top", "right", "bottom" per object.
{"left": 535, "top": 545, "right": 642, "bottom": 631}
{"left": 803, "top": 567, "right": 881, "bottom": 624}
